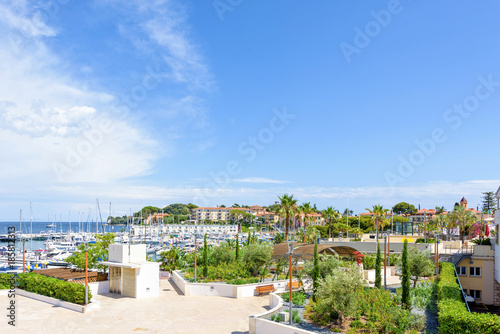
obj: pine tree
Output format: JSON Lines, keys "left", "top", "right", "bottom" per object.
{"left": 247, "top": 230, "right": 251, "bottom": 246}
{"left": 312, "top": 240, "right": 320, "bottom": 301}
{"left": 401, "top": 239, "right": 411, "bottom": 309}
{"left": 203, "top": 233, "right": 208, "bottom": 278}
{"left": 482, "top": 191, "right": 497, "bottom": 213}
{"left": 235, "top": 234, "right": 239, "bottom": 260}
{"left": 375, "top": 242, "right": 382, "bottom": 288}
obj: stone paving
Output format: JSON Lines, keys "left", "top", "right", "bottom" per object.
{"left": 0, "top": 280, "right": 269, "bottom": 334}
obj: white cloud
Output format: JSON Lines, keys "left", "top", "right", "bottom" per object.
{"left": 234, "top": 177, "right": 291, "bottom": 184}
{"left": 21, "top": 179, "right": 496, "bottom": 215}
{"left": 0, "top": 2, "right": 157, "bottom": 185}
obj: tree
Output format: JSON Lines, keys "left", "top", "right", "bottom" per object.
{"left": 447, "top": 206, "right": 477, "bottom": 242}
{"left": 343, "top": 208, "right": 354, "bottom": 216}
{"left": 401, "top": 240, "right": 410, "bottom": 309}
{"left": 203, "top": 233, "right": 208, "bottom": 277}
{"left": 278, "top": 194, "right": 298, "bottom": 241}
{"left": 242, "top": 243, "right": 273, "bottom": 276}
{"left": 397, "top": 244, "right": 434, "bottom": 289}
{"left": 435, "top": 206, "right": 446, "bottom": 215}
{"left": 66, "top": 233, "right": 115, "bottom": 271}
{"left": 392, "top": 202, "right": 417, "bottom": 217}
{"left": 315, "top": 265, "right": 364, "bottom": 326}
{"left": 235, "top": 234, "right": 239, "bottom": 260}
{"left": 298, "top": 202, "right": 313, "bottom": 242}
{"left": 158, "top": 247, "right": 185, "bottom": 273}
{"left": 322, "top": 206, "right": 340, "bottom": 239}
{"left": 375, "top": 243, "right": 382, "bottom": 288}
{"left": 482, "top": 191, "right": 497, "bottom": 213}
{"left": 365, "top": 204, "right": 389, "bottom": 242}
{"left": 312, "top": 240, "right": 320, "bottom": 301}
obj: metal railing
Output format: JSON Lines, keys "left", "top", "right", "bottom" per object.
{"left": 453, "top": 265, "right": 471, "bottom": 313}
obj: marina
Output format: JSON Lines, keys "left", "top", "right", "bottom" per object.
{"left": 0, "top": 220, "right": 273, "bottom": 272}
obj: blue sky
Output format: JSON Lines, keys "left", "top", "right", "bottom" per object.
{"left": 1, "top": 0, "right": 499, "bottom": 221}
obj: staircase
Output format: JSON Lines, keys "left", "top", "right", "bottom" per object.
{"left": 448, "top": 245, "right": 473, "bottom": 267}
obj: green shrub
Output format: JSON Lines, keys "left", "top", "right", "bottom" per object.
{"left": 226, "top": 277, "right": 259, "bottom": 285}
{"left": 17, "top": 272, "right": 91, "bottom": 305}
{"left": 437, "top": 262, "right": 500, "bottom": 334}
{"left": 281, "top": 291, "right": 307, "bottom": 306}
{"left": 0, "top": 273, "right": 14, "bottom": 289}
{"left": 415, "top": 238, "right": 435, "bottom": 243}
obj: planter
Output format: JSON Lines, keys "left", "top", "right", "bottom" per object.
{"left": 172, "top": 271, "right": 291, "bottom": 298}
{"left": 17, "top": 289, "right": 100, "bottom": 313}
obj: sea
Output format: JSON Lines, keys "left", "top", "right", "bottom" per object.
{"left": 0, "top": 221, "right": 127, "bottom": 252}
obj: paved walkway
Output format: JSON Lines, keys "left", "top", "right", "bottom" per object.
{"left": 0, "top": 280, "right": 268, "bottom": 334}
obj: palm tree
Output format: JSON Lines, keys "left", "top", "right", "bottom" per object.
{"left": 322, "top": 206, "right": 340, "bottom": 239}
{"left": 435, "top": 206, "right": 446, "bottom": 215}
{"left": 448, "top": 206, "right": 477, "bottom": 242}
{"left": 299, "top": 202, "right": 313, "bottom": 242}
{"left": 278, "top": 194, "right": 298, "bottom": 241}
{"left": 365, "top": 204, "right": 389, "bottom": 243}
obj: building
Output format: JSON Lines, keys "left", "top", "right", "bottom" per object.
{"left": 191, "top": 207, "right": 254, "bottom": 222}
{"left": 456, "top": 245, "right": 495, "bottom": 305}
{"left": 493, "top": 187, "right": 500, "bottom": 306}
{"left": 100, "top": 244, "right": 160, "bottom": 299}
{"left": 131, "top": 224, "right": 239, "bottom": 237}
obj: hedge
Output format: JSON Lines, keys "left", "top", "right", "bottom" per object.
{"left": 17, "top": 272, "right": 91, "bottom": 305}
{"left": 437, "top": 262, "right": 500, "bottom": 333}
{"left": 0, "top": 273, "right": 14, "bottom": 289}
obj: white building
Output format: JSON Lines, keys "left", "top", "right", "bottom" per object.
{"left": 131, "top": 224, "right": 239, "bottom": 237}
{"left": 493, "top": 187, "right": 500, "bottom": 305}
{"left": 100, "top": 244, "right": 159, "bottom": 299}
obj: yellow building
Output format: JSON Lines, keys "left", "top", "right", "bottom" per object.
{"left": 456, "top": 245, "right": 495, "bottom": 305}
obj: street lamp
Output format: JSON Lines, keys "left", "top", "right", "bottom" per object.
{"left": 383, "top": 233, "right": 387, "bottom": 290}
{"left": 22, "top": 237, "right": 26, "bottom": 273}
{"left": 85, "top": 242, "right": 88, "bottom": 305}
{"left": 434, "top": 231, "right": 439, "bottom": 278}
{"left": 194, "top": 231, "right": 197, "bottom": 283}
{"left": 288, "top": 240, "right": 294, "bottom": 325}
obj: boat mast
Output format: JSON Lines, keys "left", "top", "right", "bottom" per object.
{"left": 69, "top": 211, "right": 71, "bottom": 234}
{"left": 96, "top": 199, "right": 98, "bottom": 237}
{"left": 19, "top": 209, "right": 22, "bottom": 241}
{"left": 30, "top": 202, "right": 33, "bottom": 252}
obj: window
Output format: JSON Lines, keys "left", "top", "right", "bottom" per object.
{"left": 458, "top": 266, "right": 467, "bottom": 276}
{"left": 469, "top": 289, "right": 482, "bottom": 300}
{"left": 469, "top": 267, "right": 481, "bottom": 277}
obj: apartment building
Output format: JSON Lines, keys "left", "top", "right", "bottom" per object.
{"left": 456, "top": 245, "right": 495, "bottom": 305}
{"left": 191, "top": 207, "right": 254, "bottom": 222}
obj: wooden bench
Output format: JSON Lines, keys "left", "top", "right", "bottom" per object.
{"left": 287, "top": 281, "right": 302, "bottom": 291}
{"left": 256, "top": 284, "right": 276, "bottom": 295}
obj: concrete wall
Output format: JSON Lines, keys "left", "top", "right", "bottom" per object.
{"left": 135, "top": 263, "right": 160, "bottom": 299}
{"left": 88, "top": 281, "right": 109, "bottom": 300}
{"left": 319, "top": 240, "right": 440, "bottom": 254}
{"left": 108, "top": 244, "right": 146, "bottom": 262}
{"left": 251, "top": 319, "right": 316, "bottom": 334}
{"left": 17, "top": 289, "right": 100, "bottom": 313}
{"left": 495, "top": 215, "right": 500, "bottom": 283}
{"left": 172, "top": 270, "right": 290, "bottom": 298}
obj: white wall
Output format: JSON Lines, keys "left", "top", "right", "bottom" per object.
{"left": 495, "top": 214, "right": 500, "bottom": 283}
{"left": 108, "top": 244, "right": 146, "bottom": 263}
{"left": 171, "top": 271, "right": 290, "bottom": 299}
{"left": 88, "top": 281, "right": 110, "bottom": 300}
{"left": 135, "top": 263, "right": 160, "bottom": 299}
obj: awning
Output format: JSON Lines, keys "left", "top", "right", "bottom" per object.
{"left": 99, "top": 261, "right": 142, "bottom": 269}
